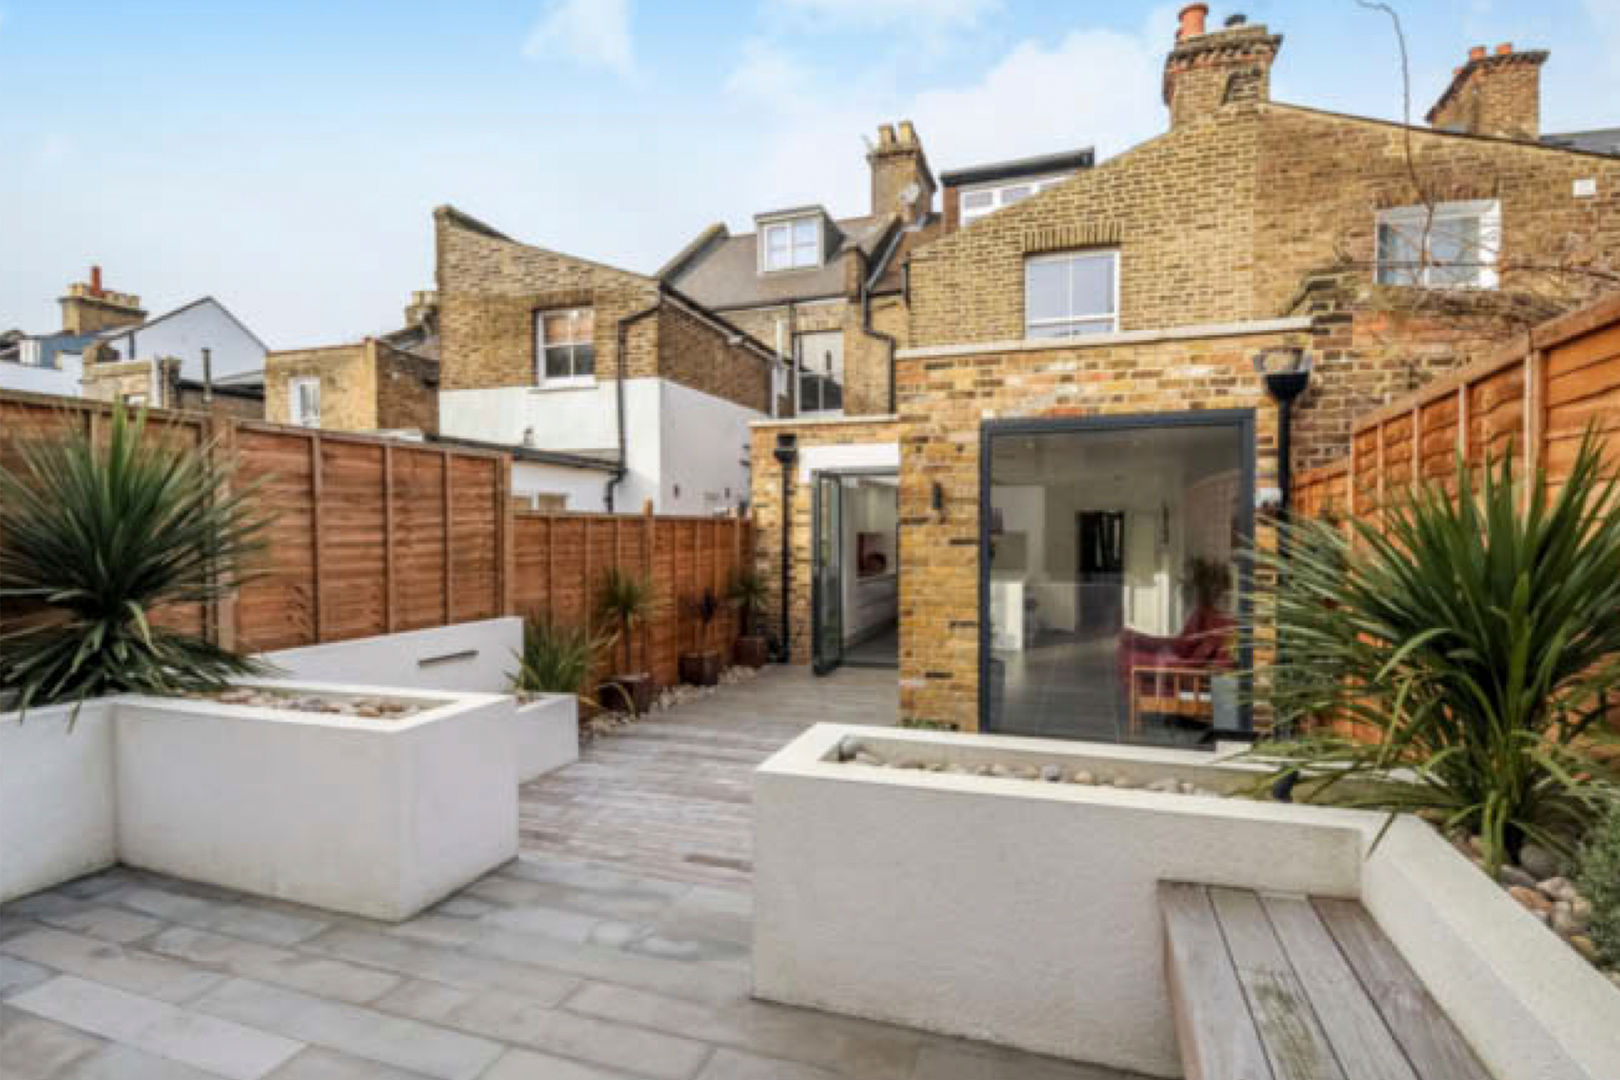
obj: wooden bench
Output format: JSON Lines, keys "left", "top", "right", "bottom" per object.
{"left": 1160, "top": 882, "right": 1491, "bottom": 1080}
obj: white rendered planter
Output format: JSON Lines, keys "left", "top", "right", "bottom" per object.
{"left": 754, "top": 724, "right": 1620, "bottom": 1080}
{"left": 0, "top": 700, "right": 118, "bottom": 903}
{"left": 259, "top": 617, "right": 523, "bottom": 694}
{"left": 115, "top": 681, "right": 517, "bottom": 921}
{"left": 514, "top": 694, "right": 579, "bottom": 783}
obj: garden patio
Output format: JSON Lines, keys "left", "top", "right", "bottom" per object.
{"left": 1, "top": 665, "right": 1134, "bottom": 1080}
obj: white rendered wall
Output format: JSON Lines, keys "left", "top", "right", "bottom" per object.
{"left": 114, "top": 685, "right": 518, "bottom": 920}
{"left": 514, "top": 695, "right": 579, "bottom": 782}
{"left": 104, "top": 299, "right": 265, "bottom": 383}
{"left": 442, "top": 377, "right": 761, "bottom": 514}
{"left": 0, "top": 701, "right": 117, "bottom": 902}
{"left": 0, "top": 354, "right": 83, "bottom": 397}
{"left": 260, "top": 617, "right": 523, "bottom": 694}
{"left": 512, "top": 461, "right": 610, "bottom": 513}
{"left": 657, "top": 379, "right": 756, "bottom": 515}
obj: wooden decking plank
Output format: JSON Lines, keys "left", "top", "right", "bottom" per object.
{"left": 1312, "top": 898, "right": 1491, "bottom": 1080}
{"left": 1160, "top": 882, "right": 1275, "bottom": 1080}
{"left": 1259, "top": 895, "right": 1419, "bottom": 1080}
{"left": 1208, "top": 888, "right": 1345, "bottom": 1080}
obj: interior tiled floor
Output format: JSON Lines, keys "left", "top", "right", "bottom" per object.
{"left": 991, "top": 631, "right": 1210, "bottom": 748}
{"left": 842, "top": 623, "right": 899, "bottom": 668}
{"left": 2, "top": 666, "right": 1138, "bottom": 1080}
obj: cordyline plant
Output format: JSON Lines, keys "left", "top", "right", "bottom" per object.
{"left": 0, "top": 403, "right": 270, "bottom": 718}
{"left": 510, "top": 613, "right": 609, "bottom": 697}
{"left": 1251, "top": 434, "right": 1620, "bottom": 873}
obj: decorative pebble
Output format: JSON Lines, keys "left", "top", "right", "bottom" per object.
{"left": 837, "top": 735, "right": 864, "bottom": 762}
{"left": 1570, "top": 935, "right": 1599, "bottom": 961}
{"left": 1539, "top": 877, "right": 1577, "bottom": 903}
{"left": 1518, "top": 843, "right": 1560, "bottom": 880}
{"left": 854, "top": 751, "right": 884, "bottom": 766}
{"left": 1040, "top": 764, "right": 1062, "bottom": 782}
{"left": 1147, "top": 778, "right": 1180, "bottom": 794}
{"left": 200, "top": 687, "right": 423, "bottom": 719}
{"left": 1112, "top": 776, "right": 1139, "bottom": 789}
{"left": 1497, "top": 865, "right": 1539, "bottom": 890}
{"left": 1070, "top": 771, "right": 1094, "bottom": 785}
{"left": 1509, "top": 886, "right": 1553, "bottom": 915}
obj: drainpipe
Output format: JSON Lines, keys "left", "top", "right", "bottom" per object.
{"left": 1255, "top": 349, "right": 1313, "bottom": 519}
{"left": 606, "top": 301, "right": 662, "bottom": 512}
{"left": 772, "top": 433, "right": 799, "bottom": 661}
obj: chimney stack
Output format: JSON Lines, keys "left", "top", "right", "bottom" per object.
{"left": 1426, "top": 42, "right": 1548, "bottom": 140}
{"left": 59, "top": 265, "right": 145, "bottom": 336}
{"left": 1162, "top": 7, "right": 1282, "bottom": 130}
{"left": 867, "top": 120, "right": 936, "bottom": 225}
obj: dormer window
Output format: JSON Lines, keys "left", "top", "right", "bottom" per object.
{"left": 761, "top": 217, "right": 821, "bottom": 272}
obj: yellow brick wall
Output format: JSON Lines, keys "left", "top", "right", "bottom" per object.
{"left": 264, "top": 345, "right": 375, "bottom": 431}
{"left": 374, "top": 342, "right": 439, "bottom": 434}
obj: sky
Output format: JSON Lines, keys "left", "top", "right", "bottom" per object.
{"left": 2, "top": 0, "right": 1618, "bottom": 348}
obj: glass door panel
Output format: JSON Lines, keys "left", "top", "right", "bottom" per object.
{"left": 813, "top": 472, "right": 844, "bottom": 673}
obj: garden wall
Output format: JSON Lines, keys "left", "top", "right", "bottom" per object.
{"left": 1292, "top": 292, "right": 1620, "bottom": 521}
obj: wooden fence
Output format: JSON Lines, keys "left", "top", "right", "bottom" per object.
{"left": 1293, "top": 292, "right": 1620, "bottom": 522}
{"left": 1, "top": 390, "right": 755, "bottom": 683}
{"left": 511, "top": 510, "right": 753, "bottom": 688}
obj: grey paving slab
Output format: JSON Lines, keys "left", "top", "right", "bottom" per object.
{"left": 696, "top": 1047, "right": 845, "bottom": 1080}
{"left": 193, "top": 978, "right": 503, "bottom": 1080}
{"left": 298, "top": 926, "right": 579, "bottom": 1006}
{"left": 55, "top": 1042, "right": 231, "bottom": 1079}
{"left": 910, "top": 1040, "right": 1145, "bottom": 1080}
{"left": 383, "top": 985, "right": 710, "bottom": 1080}
{"left": 3, "top": 891, "right": 166, "bottom": 944}
{"left": 0, "top": 954, "right": 54, "bottom": 998}
{"left": 0, "top": 1002, "right": 104, "bottom": 1078}
{"left": 8, "top": 975, "right": 304, "bottom": 1080}
{"left": 480, "top": 1047, "right": 640, "bottom": 1080}
{"left": 1, "top": 926, "right": 225, "bottom": 1004}
{"left": 54, "top": 869, "right": 137, "bottom": 901}
{"left": 565, "top": 980, "right": 921, "bottom": 1080}
{"left": 109, "top": 886, "right": 330, "bottom": 948}
{"left": 371, "top": 980, "right": 474, "bottom": 1025}
{"left": 266, "top": 1046, "right": 440, "bottom": 1079}
{"left": 148, "top": 926, "right": 403, "bottom": 1006}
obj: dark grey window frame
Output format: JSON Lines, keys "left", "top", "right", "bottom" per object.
{"left": 977, "top": 408, "right": 1257, "bottom": 741}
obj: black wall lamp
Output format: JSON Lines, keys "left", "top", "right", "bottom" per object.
{"left": 1253, "top": 347, "right": 1313, "bottom": 517}
{"left": 773, "top": 434, "right": 798, "bottom": 662}
{"left": 931, "top": 481, "right": 945, "bottom": 518}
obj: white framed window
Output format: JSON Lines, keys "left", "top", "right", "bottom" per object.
{"left": 794, "top": 330, "right": 844, "bottom": 414}
{"left": 535, "top": 307, "right": 596, "bottom": 385}
{"left": 288, "top": 377, "right": 321, "bottom": 427}
{"left": 761, "top": 217, "right": 821, "bottom": 272}
{"left": 1376, "top": 200, "right": 1500, "bottom": 289}
{"left": 1025, "top": 250, "right": 1119, "bottom": 338}
{"left": 960, "top": 174, "right": 1073, "bottom": 227}
{"left": 123, "top": 392, "right": 147, "bottom": 407}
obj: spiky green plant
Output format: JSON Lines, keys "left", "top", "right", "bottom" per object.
{"left": 596, "top": 567, "right": 653, "bottom": 674}
{"left": 1577, "top": 801, "right": 1620, "bottom": 967}
{"left": 1251, "top": 434, "right": 1620, "bottom": 873}
{"left": 727, "top": 568, "right": 768, "bottom": 638}
{"left": 0, "top": 403, "right": 270, "bottom": 717}
{"left": 510, "top": 614, "right": 608, "bottom": 696}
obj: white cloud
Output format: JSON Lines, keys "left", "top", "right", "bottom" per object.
{"left": 773, "top": 0, "right": 997, "bottom": 27}
{"left": 523, "top": 0, "right": 635, "bottom": 76}
{"left": 723, "top": 8, "right": 1175, "bottom": 220}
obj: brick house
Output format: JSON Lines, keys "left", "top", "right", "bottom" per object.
{"left": 264, "top": 292, "right": 441, "bottom": 436}
{"left": 434, "top": 205, "right": 781, "bottom": 514}
{"left": 752, "top": 5, "right": 1620, "bottom": 743}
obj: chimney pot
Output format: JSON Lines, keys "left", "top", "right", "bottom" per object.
{"left": 1495, "top": 42, "right": 1512, "bottom": 56}
{"left": 1176, "top": 3, "right": 1208, "bottom": 42}
{"left": 1468, "top": 45, "right": 1486, "bottom": 61}
{"left": 878, "top": 123, "right": 896, "bottom": 148}
{"left": 898, "top": 120, "right": 916, "bottom": 145}
{"left": 90, "top": 265, "right": 103, "bottom": 296}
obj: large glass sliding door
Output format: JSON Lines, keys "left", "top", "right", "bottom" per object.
{"left": 812, "top": 473, "right": 844, "bottom": 674}
{"left": 981, "top": 413, "right": 1253, "bottom": 746}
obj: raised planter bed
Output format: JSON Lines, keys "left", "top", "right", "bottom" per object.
{"left": 115, "top": 680, "right": 517, "bottom": 921}
{"left": 754, "top": 724, "right": 1620, "bottom": 1080}
{"left": 514, "top": 693, "right": 579, "bottom": 782}
{"left": 0, "top": 700, "right": 118, "bottom": 903}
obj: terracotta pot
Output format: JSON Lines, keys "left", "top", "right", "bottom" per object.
{"left": 679, "top": 651, "right": 722, "bottom": 687}
{"left": 598, "top": 673, "right": 655, "bottom": 715}
{"left": 734, "top": 636, "right": 769, "bottom": 668}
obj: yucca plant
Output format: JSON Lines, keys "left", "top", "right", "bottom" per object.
{"left": 1251, "top": 434, "right": 1620, "bottom": 873}
{"left": 727, "top": 568, "right": 768, "bottom": 638}
{"left": 596, "top": 567, "right": 653, "bottom": 675}
{"left": 510, "top": 614, "right": 608, "bottom": 696}
{"left": 0, "top": 403, "right": 270, "bottom": 717}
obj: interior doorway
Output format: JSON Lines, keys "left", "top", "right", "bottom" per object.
{"left": 981, "top": 411, "right": 1254, "bottom": 745}
{"left": 812, "top": 469, "right": 900, "bottom": 673}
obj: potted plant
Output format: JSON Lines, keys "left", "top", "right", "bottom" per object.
{"left": 679, "top": 587, "right": 723, "bottom": 687}
{"left": 595, "top": 568, "right": 656, "bottom": 714}
{"left": 511, "top": 614, "right": 607, "bottom": 700}
{"left": 728, "top": 568, "right": 770, "bottom": 668}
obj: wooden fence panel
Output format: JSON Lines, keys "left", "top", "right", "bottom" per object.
{"left": 234, "top": 426, "right": 318, "bottom": 651}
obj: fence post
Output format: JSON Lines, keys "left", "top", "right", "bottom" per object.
{"left": 310, "top": 432, "right": 324, "bottom": 643}
{"left": 1525, "top": 342, "right": 1545, "bottom": 505}
{"left": 383, "top": 444, "right": 396, "bottom": 633}
{"left": 441, "top": 449, "right": 453, "bottom": 625}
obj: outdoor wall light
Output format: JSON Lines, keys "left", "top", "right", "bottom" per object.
{"left": 931, "top": 481, "right": 945, "bottom": 516}
{"left": 773, "top": 433, "right": 799, "bottom": 467}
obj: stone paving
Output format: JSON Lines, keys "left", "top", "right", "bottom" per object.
{"left": 0, "top": 666, "right": 1135, "bottom": 1079}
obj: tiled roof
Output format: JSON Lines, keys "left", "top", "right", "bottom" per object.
{"left": 663, "top": 214, "right": 893, "bottom": 311}
{"left": 1541, "top": 128, "right": 1620, "bottom": 157}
